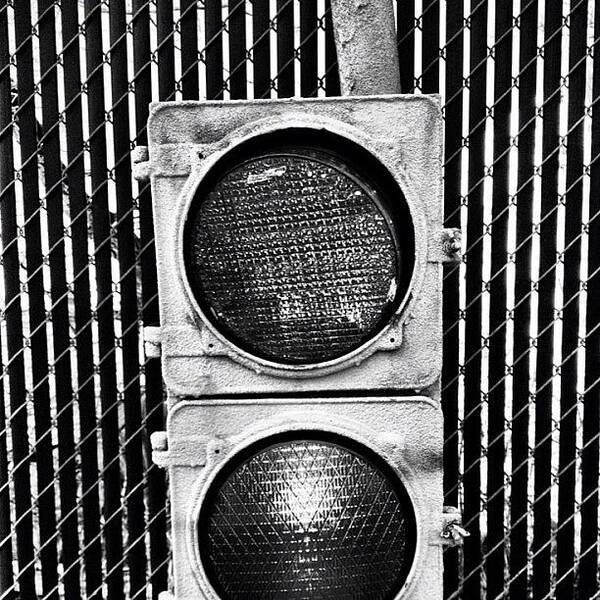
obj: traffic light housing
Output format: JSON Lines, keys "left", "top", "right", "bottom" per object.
{"left": 139, "top": 95, "right": 456, "bottom": 398}
{"left": 137, "top": 94, "right": 462, "bottom": 600}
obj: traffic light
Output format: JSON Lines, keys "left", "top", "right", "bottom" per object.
{"left": 136, "top": 94, "right": 463, "bottom": 600}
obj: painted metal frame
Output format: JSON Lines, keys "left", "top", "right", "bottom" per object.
{"left": 153, "top": 396, "right": 446, "bottom": 600}
{"left": 141, "top": 94, "right": 450, "bottom": 397}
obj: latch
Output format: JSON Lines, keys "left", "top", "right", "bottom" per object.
{"left": 439, "top": 506, "right": 469, "bottom": 546}
{"left": 429, "top": 228, "right": 462, "bottom": 264}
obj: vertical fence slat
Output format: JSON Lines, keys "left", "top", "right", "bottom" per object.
{"left": 132, "top": 0, "right": 168, "bottom": 596}
{"left": 463, "top": 1, "right": 488, "bottom": 596}
{"left": 276, "top": 0, "right": 294, "bottom": 98}
{"left": 397, "top": 0, "right": 415, "bottom": 93}
{"left": 556, "top": 0, "right": 586, "bottom": 596}
{"left": 579, "top": 13, "right": 600, "bottom": 598}
{"left": 421, "top": 0, "right": 439, "bottom": 92}
{"left": 300, "top": 0, "right": 318, "bottom": 97}
{"left": 109, "top": 3, "right": 147, "bottom": 598}
{"left": 531, "top": 3, "right": 562, "bottom": 597}
{"left": 252, "top": 0, "right": 271, "bottom": 99}
{"left": 442, "top": 0, "right": 463, "bottom": 595}
{"left": 14, "top": 2, "right": 60, "bottom": 597}
{"left": 157, "top": 0, "right": 175, "bottom": 101}
{"left": 486, "top": 5, "right": 513, "bottom": 598}
{"left": 0, "top": 3, "right": 17, "bottom": 596}
{"left": 0, "top": 342, "right": 11, "bottom": 598}
{"left": 84, "top": 2, "right": 122, "bottom": 598}
{"left": 509, "top": 1, "right": 537, "bottom": 597}
{"left": 228, "top": 0, "right": 248, "bottom": 100}
{"left": 59, "top": 3, "right": 92, "bottom": 598}
{"left": 180, "top": 0, "right": 199, "bottom": 100}
{"left": 37, "top": 3, "right": 74, "bottom": 599}
{"left": 205, "top": 0, "right": 224, "bottom": 100}
{"left": 324, "top": 0, "right": 340, "bottom": 96}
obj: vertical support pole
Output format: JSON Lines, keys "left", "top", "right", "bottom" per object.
{"left": 329, "top": 0, "right": 401, "bottom": 95}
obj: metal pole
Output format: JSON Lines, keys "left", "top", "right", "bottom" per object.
{"left": 329, "top": 0, "right": 401, "bottom": 95}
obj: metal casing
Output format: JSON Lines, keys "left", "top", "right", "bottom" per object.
{"left": 144, "top": 95, "right": 445, "bottom": 397}
{"left": 155, "top": 396, "right": 444, "bottom": 600}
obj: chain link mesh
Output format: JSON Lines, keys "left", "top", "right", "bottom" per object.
{"left": 0, "top": 1, "right": 599, "bottom": 599}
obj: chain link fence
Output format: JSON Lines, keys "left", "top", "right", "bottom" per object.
{"left": 0, "top": 0, "right": 599, "bottom": 598}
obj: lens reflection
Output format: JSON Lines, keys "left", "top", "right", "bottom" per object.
{"left": 199, "top": 436, "right": 416, "bottom": 600}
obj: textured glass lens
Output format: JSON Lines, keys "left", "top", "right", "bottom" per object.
{"left": 198, "top": 437, "right": 416, "bottom": 600}
{"left": 184, "top": 148, "right": 406, "bottom": 364}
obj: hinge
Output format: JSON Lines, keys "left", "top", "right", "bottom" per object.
{"left": 144, "top": 326, "right": 162, "bottom": 358}
{"left": 132, "top": 146, "right": 150, "bottom": 182}
{"left": 150, "top": 431, "right": 169, "bottom": 468}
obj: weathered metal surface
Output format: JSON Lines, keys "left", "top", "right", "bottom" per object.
{"left": 330, "top": 0, "right": 401, "bottom": 95}
{"left": 157, "top": 396, "right": 444, "bottom": 600}
{"left": 145, "top": 95, "right": 445, "bottom": 396}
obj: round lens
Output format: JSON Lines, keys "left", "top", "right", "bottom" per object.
{"left": 184, "top": 138, "right": 413, "bottom": 365}
{"left": 198, "top": 434, "right": 416, "bottom": 600}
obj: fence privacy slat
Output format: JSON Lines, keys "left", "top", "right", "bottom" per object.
{"left": 38, "top": 2, "right": 73, "bottom": 599}
{"left": 14, "top": 2, "right": 59, "bottom": 597}
{"left": 84, "top": 2, "right": 122, "bottom": 598}
{"left": 0, "top": 3, "right": 16, "bottom": 595}
{"left": 462, "top": 1, "right": 488, "bottom": 596}
{"left": 228, "top": 0, "right": 248, "bottom": 99}
{"left": 109, "top": 2, "right": 147, "bottom": 597}
{"left": 510, "top": 1, "right": 537, "bottom": 596}
{"left": 397, "top": 0, "right": 415, "bottom": 92}
{"left": 132, "top": 1, "right": 169, "bottom": 597}
{"left": 556, "top": 1, "right": 587, "bottom": 597}
{"left": 324, "top": 0, "right": 340, "bottom": 96}
{"left": 277, "top": 0, "right": 294, "bottom": 98}
{"left": 252, "top": 0, "right": 271, "bottom": 99}
{"left": 579, "top": 14, "right": 600, "bottom": 598}
{"left": 486, "top": 4, "right": 512, "bottom": 598}
{"left": 157, "top": 0, "right": 175, "bottom": 101}
{"left": 205, "top": 0, "right": 224, "bottom": 100}
{"left": 531, "top": 3, "right": 562, "bottom": 598}
{"left": 421, "top": 0, "right": 439, "bottom": 93}
{"left": 300, "top": 0, "right": 318, "bottom": 97}
{"left": 442, "top": 0, "right": 463, "bottom": 596}
{"left": 181, "top": 0, "right": 199, "bottom": 100}
{"left": 59, "top": 2, "right": 92, "bottom": 598}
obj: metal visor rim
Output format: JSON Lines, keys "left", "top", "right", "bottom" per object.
{"left": 182, "top": 129, "right": 415, "bottom": 367}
